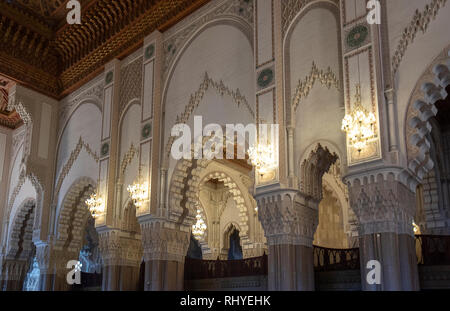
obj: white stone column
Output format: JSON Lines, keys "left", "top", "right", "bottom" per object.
{"left": 98, "top": 228, "right": 143, "bottom": 291}
{"left": 139, "top": 218, "right": 189, "bottom": 291}
{"left": 348, "top": 172, "right": 420, "bottom": 291}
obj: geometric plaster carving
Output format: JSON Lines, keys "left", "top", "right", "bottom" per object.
{"left": 118, "top": 144, "right": 139, "bottom": 184}
{"left": 392, "top": 0, "right": 448, "bottom": 75}
{"left": 300, "top": 144, "right": 338, "bottom": 202}
{"left": 292, "top": 62, "right": 340, "bottom": 111}
{"left": 165, "top": 72, "right": 254, "bottom": 159}
{"left": 53, "top": 137, "right": 99, "bottom": 203}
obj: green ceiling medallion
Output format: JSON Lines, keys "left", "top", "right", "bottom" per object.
{"left": 257, "top": 68, "right": 274, "bottom": 89}
{"left": 145, "top": 44, "right": 155, "bottom": 60}
{"left": 105, "top": 71, "right": 114, "bottom": 84}
{"left": 101, "top": 142, "right": 110, "bottom": 157}
{"left": 347, "top": 25, "right": 369, "bottom": 48}
{"left": 142, "top": 123, "right": 152, "bottom": 140}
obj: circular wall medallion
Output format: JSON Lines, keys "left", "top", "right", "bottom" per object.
{"left": 105, "top": 71, "right": 114, "bottom": 84}
{"left": 257, "top": 68, "right": 274, "bottom": 89}
{"left": 145, "top": 44, "right": 155, "bottom": 60}
{"left": 142, "top": 123, "right": 152, "bottom": 140}
{"left": 101, "top": 142, "right": 110, "bottom": 157}
{"left": 347, "top": 25, "right": 369, "bottom": 48}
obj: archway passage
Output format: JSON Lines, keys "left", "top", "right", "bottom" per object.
{"left": 417, "top": 85, "right": 450, "bottom": 235}
{"left": 227, "top": 229, "right": 243, "bottom": 260}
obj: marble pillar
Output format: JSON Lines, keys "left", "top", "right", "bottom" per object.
{"left": 349, "top": 175, "right": 420, "bottom": 291}
{"left": 256, "top": 189, "right": 319, "bottom": 291}
{"left": 98, "top": 229, "right": 143, "bottom": 291}
{"left": 139, "top": 219, "right": 190, "bottom": 291}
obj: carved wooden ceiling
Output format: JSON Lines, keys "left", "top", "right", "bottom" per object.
{"left": 0, "top": 0, "right": 210, "bottom": 104}
{"left": 0, "top": 75, "right": 22, "bottom": 129}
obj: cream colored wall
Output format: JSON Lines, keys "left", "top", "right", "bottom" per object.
{"left": 164, "top": 23, "right": 255, "bottom": 184}
{"left": 55, "top": 103, "right": 101, "bottom": 214}
{"left": 288, "top": 7, "right": 345, "bottom": 169}
{"left": 387, "top": 0, "right": 450, "bottom": 161}
{"left": 314, "top": 187, "right": 349, "bottom": 249}
{"left": 118, "top": 103, "right": 141, "bottom": 210}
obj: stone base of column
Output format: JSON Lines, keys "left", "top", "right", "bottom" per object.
{"left": 101, "top": 265, "right": 140, "bottom": 291}
{"left": 359, "top": 233, "right": 420, "bottom": 291}
{"left": 144, "top": 260, "right": 184, "bottom": 291}
{"left": 268, "top": 244, "right": 314, "bottom": 291}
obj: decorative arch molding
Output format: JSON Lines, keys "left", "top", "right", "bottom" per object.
{"left": 163, "top": 72, "right": 254, "bottom": 161}
{"left": 404, "top": 49, "right": 450, "bottom": 181}
{"left": 118, "top": 99, "right": 142, "bottom": 129}
{"left": 58, "top": 75, "right": 104, "bottom": 136}
{"left": 391, "top": 0, "right": 448, "bottom": 76}
{"left": 283, "top": 0, "right": 342, "bottom": 126}
{"left": 169, "top": 158, "right": 252, "bottom": 239}
{"left": 6, "top": 198, "right": 36, "bottom": 261}
{"left": 55, "top": 177, "right": 96, "bottom": 253}
{"left": 162, "top": 0, "right": 254, "bottom": 86}
{"left": 53, "top": 137, "right": 100, "bottom": 204}
{"left": 299, "top": 144, "right": 338, "bottom": 202}
{"left": 291, "top": 62, "right": 341, "bottom": 112}
{"left": 118, "top": 144, "right": 139, "bottom": 184}
{"left": 198, "top": 170, "right": 251, "bottom": 237}
{"left": 56, "top": 99, "right": 102, "bottom": 157}
{"left": 281, "top": 0, "right": 339, "bottom": 38}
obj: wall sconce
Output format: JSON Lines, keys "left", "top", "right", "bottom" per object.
{"left": 341, "top": 84, "right": 377, "bottom": 153}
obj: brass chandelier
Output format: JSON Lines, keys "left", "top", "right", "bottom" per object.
{"left": 341, "top": 84, "right": 377, "bottom": 153}
{"left": 248, "top": 142, "right": 277, "bottom": 176}
{"left": 85, "top": 190, "right": 104, "bottom": 219}
{"left": 192, "top": 208, "right": 207, "bottom": 239}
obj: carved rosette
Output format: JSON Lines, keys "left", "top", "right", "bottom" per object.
{"left": 256, "top": 190, "right": 319, "bottom": 247}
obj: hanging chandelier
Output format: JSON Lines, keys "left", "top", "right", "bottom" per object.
{"left": 85, "top": 192, "right": 104, "bottom": 219}
{"left": 127, "top": 166, "right": 149, "bottom": 209}
{"left": 341, "top": 85, "right": 377, "bottom": 153}
{"left": 248, "top": 142, "right": 277, "bottom": 176}
{"left": 192, "top": 208, "right": 207, "bottom": 238}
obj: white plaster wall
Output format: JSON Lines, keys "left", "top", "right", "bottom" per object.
{"left": 289, "top": 7, "right": 345, "bottom": 167}
{"left": 55, "top": 103, "right": 101, "bottom": 212}
{"left": 164, "top": 24, "right": 255, "bottom": 184}
{"left": 387, "top": 0, "right": 450, "bottom": 159}
{"left": 119, "top": 103, "right": 141, "bottom": 209}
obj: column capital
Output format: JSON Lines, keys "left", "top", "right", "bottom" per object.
{"left": 98, "top": 228, "right": 143, "bottom": 267}
{"left": 256, "top": 188, "right": 319, "bottom": 247}
{"left": 348, "top": 173, "right": 416, "bottom": 237}
{"left": 139, "top": 218, "right": 190, "bottom": 263}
